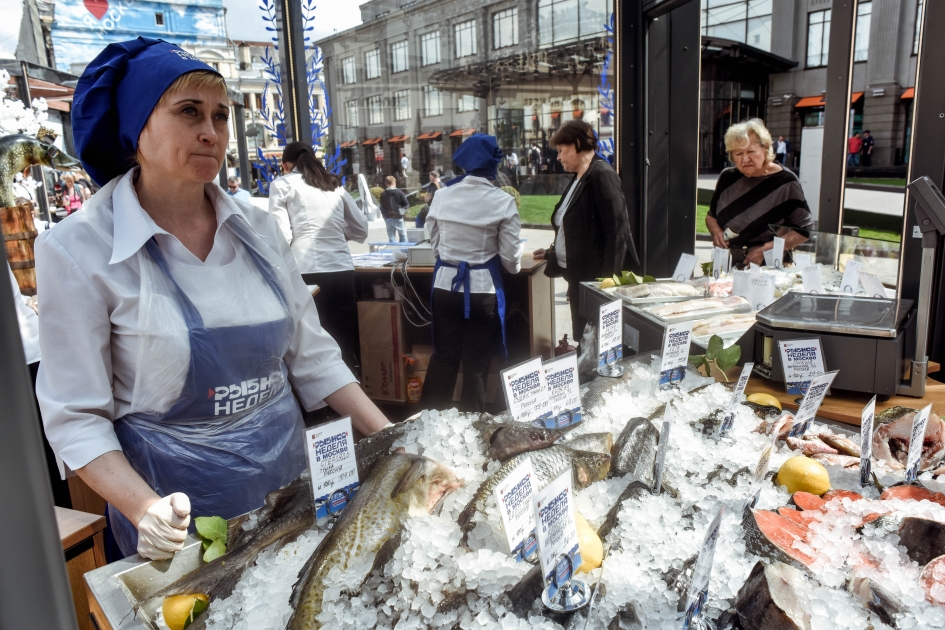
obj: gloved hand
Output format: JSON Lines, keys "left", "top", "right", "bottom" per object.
{"left": 136, "top": 493, "right": 191, "bottom": 560}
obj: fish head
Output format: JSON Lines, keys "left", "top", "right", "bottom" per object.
{"left": 12, "top": 136, "right": 81, "bottom": 171}
{"left": 570, "top": 449, "right": 611, "bottom": 489}
{"left": 395, "top": 456, "right": 464, "bottom": 517}
{"left": 489, "top": 426, "right": 564, "bottom": 460}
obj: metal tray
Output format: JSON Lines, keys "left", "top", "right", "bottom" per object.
{"left": 640, "top": 298, "right": 753, "bottom": 324}
{"left": 603, "top": 283, "right": 704, "bottom": 305}
{"left": 756, "top": 293, "right": 914, "bottom": 338}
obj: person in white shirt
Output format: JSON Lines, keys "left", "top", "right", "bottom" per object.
{"left": 226, "top": 176, "right": 252, "bottom": 201}
{"left": 268, "top": 142, "right": 369, "bottom": 371}
{"left": 419, "top": 134, "right": 522, "bottom": 412}
{"left": 40, "top": 38, "right": 390, "bottom": 561}
{"left": 401, "top": 152, "right": 410, "bottom": 173}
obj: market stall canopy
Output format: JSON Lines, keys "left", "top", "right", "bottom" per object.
{"left": 339, "top": 140, "right": 358, "bottom": 148}
{"left": 417, "top": 131, "right": 442, "bottom": 141}
{"left": 449, "top": 129, "right": 476, "bottom": 138}
{"left": 795, "top": 95, "right": 826, "bottom": 108}
{"left": 902, "top": 87, "right": 915, "bottom": 100}
{"left": 388, "top": 135, "right": 409, "bottom": 143}
{"left": 362, "top": 137, "right": 383, "bottom": 146}
{"left": 1, "top": 61, "right": 78, "bottom": 112}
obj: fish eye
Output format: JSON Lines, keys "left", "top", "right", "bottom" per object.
{"left": 530, "top": 432, "right": 541, "bottom": 440}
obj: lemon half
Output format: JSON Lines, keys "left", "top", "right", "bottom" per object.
{"left": 777, "top": 456, "right": 831, "bottom": 496}
{"left": 747, "top": 392, "right": 782, "bottom": 410}
{"left": 574, "top": 512, "right": 603, "bottom": 573}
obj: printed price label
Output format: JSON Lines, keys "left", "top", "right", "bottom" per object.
{"left": 712, "top": 247, "right": 730, "bottom": 279}
{"left": 745, "top": 444, "right": 773, "bottom": 510}
{"left": 732, "top": 270, "right": 752, "bottom": 300}
{"left": 793, "top": 252, "right": 813, "bottom": 268}
{"left": 748, "top": 276, "right": 775, "bottom": 311}
{"left": 906, "top": 404, "right": 933, "bottom": 482}
{"left": 860, "top": 396, "right": 876, "bottom": 488}
{"left": 762, "top": 237, "right": 785, "bottom": 269}
{"left": 778, "top": 339, "right": 826, "bottom": 396}
{"left": 494, "top": 457, "right": 538, "bottom": 561}
{"left": 659, "top": 321, "right": 693, "bottom": 388}
{"left": 858, "top": 271, "right": 887, "bottom": 298}
{"left": 840, "top": 260, "right": 863, "bottom": 294}
{"left": 720, "top": 362, "right": 754, "bottom": 435}
{"left": 654, "top": 404, "right": 672, "bottom": 495}
{"left": 534, "top": 469, "right": 581, "bottom": 600}
{"left": 682, "top": 506, "right": 726, "bottom": 630}
{"left": 501, "top": 357, "right": 552, "bottom": 425}
{"left": 788, "top": 371, "right": 839, "bottom": 437}
{"left": 543, "top": 352, "right": 583, "bottom": 428}
{"left": 801, "top": 264, "right": 823, "bottom": 294}
{"left": 598, "top": 300, "right": 623, "bottom": 369}
{"left": 305, "top": 417, "right": 359, "bottom": 519}
{"left": 672, "top": 253, "right": 699, "bottom": 283}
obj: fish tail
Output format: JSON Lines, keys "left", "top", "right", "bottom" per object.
{"left": 286, "top": 550, "right": 325, "bottom": 630}
{"left": 140, "top": 547, "right": 253, "bottom": 609}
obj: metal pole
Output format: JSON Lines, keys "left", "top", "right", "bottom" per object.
{"left": 274, "top": 0, "right": 313, "bottom": 145}
{"left": 233, "top": 103, "right": 252, "bottom": 192}
{"left": 0, "top": 251, "right": 79, "bottom": 630}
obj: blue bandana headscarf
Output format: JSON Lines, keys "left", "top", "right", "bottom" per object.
{"left": 449, "top": 133, "right": 504, "bottom": 185}
{"left": 72, "top": 37, "right": 222, "bottom": 186}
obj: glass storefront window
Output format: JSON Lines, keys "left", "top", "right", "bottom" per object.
{"left": 807, "top": 9, "right": 831, "bottom": 68}
{"left": 421, "top": 31, "right": 441, "bottom": 66}
{"left": 854, "top": 2, "right": 871, "bottom": 62}
{"left": 365, "top": 49, "right": 381, "bottom": 79}
{"left": 423, "top": 86, "right": 443, "bottom": 117}
{"left": 493, "top": 8, "right": 518, "bottom": 49}
{"left": 341, "top": 56, "right": 356, "bottom": 84}
{"left": 393, "top": 90, "right": 410, "bottom": 121}
{"left": 702, "top": 0, "right": 772, "bottom": 51}
{"left": 454, "top": 20, "right": 478, "bottom": 59}
{"left": 391, "top": 40, "right": 409, "bottom": 74}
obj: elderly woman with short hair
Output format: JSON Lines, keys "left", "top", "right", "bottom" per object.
{"left": 706, "top": 118, "right": 813, "bottom": 267}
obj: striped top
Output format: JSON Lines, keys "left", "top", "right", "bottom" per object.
{"left": 708, "top": 167, "right": 814, "bottom": 249}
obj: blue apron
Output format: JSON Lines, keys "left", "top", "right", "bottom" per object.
{"left": 432, "top": 254, "right": 508, "bottom": 360}
{"left": 108, "top": 236, "right": 306, "bottom": 557}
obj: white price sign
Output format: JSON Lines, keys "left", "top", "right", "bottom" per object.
{"left": 858, "top": 271, "right": 887, "bottom": 298}
{"left": 543, "top": 352, "right": 583, "bottom": 428}
{"left": 860, "top": 396, "right": 876, "bottom": 488}
{"left": 534, "top": 469, "right": 581, "bottom": 600}
{"left": 681, "top": 506, "right": 726, "bottom": 630}
{"left": 711, "top": 247, "right": 730, "bottom": 279}
{"left": 840, "top": 260, "right": 863, "bottom": 294}
{"left": 494, "top": 457, "right": 538, "bottom": 561}
{"left": 659, "top": 321, "right": 693, "bottom": 388}
{"left": 778, "top": 339, "right": 825, "bottom": 396}
{"left": 720, "top": 362, "right": 754, "bottom": 435}
{"left": 748, "top": 276, "right": 775, "bottom": 311}
{"left": 762, "top": 237, "right": 785, "bottom": 269}
{"left": 788, "top": 371, "right": 839, "bottom": 437}
{"left": 801, "top": 264, "right": 823, "bottom": 294}
{"left": 793, "top": 252, "right": 813, "bottom": 268}
{"left": 906, "top": 404, "right": 933, "bottom": 481}
{"left": 672, "top": 253, "right": 699, "bottom": 282}
{"left": 732, "top": 270, "right": 752, "bottom": 300}
{"left": 305, "top": 417, "right": 359, "bottom": 518}
{"left": 501, "top": 357, "right": 552, "bottom": 425}
{"left": 598, "top": 300, "right": 623, "bottom": 368}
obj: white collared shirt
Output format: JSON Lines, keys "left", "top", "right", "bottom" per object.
{"left": 267, "top": 172, "right": 368, "bottom": 274}
{"left": 8, "top": 263, "right": 40, "bottom": 364}
{"left": 428, "top": 176, "right": 522, "bottom": 293}
{"left": 552, "top": 176, "right": 582, "bottom": 269}
{"left": 34, "top": 170, "right": 356, "bottom": 476}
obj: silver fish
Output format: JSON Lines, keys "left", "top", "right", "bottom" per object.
{"left": 610, "top": 418, "right": 660, "bottom": 483}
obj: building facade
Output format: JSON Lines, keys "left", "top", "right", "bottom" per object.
{"left": 315, "top": 0, "right": 614, "bottom": 187}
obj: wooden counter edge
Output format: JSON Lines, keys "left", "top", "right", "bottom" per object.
{"left": 56, "top": 506, "right": 107, "bottom": 552}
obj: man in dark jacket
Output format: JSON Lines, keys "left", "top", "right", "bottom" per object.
{"left": 533, "top": 120, "right": 639, "bottom": 341}
{"left": 379, "top": 175, "right": 408, "bottom": 242}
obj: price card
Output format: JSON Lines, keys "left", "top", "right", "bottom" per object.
{"left": 860, "top": 396, "right": 876, "bottom": 488}
{"left": 858, "top": 271, "right": 887, "bottom": 298}
{"left": 681, "top": 506, "right": 725, "bottom": 630}
{"left": 840, "top": 260, "right": 863, "bottom": 294}
{"left": 305, "top": 417, "right": 359, "bottom": 519}
{"left": 778, "top": 339, "right": 825, "bottom": 395}
{"left": 794, "top": 252, "right": 813, "bottom": 268}
{"left": 745, "top": 444, "right": 773, "bottom": 510}
{"left": 719, "top": 362, "right": 754, "bottom": 435}
{"left": 672, "top": 253, "right": 699, "bottom": 283}
{"left": 762, "top": 237, "right": 785, "bottom": 269}
{"left": 501, "top": 357, "right": 552, "bottom": 425}
{"left": 659, "top": 321, "right": 693, "bottom": 388}
{"left": 788, "top": 371, "right": 839, "bottom": 438}
{"left": 534, "top": 469, "right": 581, "bottom": 600}
{"left": 543, "top": 352, "right": 583, "bottom": 428}
{"left": 654, "top": 404, "right": 672, "bottom": 495}
{"left": 711, "top": 247, "right": 730, "bottom": 279}
{"left": 801, "top": 264, "right": 823, "bottom": 294}
{"left": 747, "top": 276, "right": 775, "bottom": 311}
{"left": 732, "top": 270, "right": 752, "bottom": 300}
{"left": 749, "top": 263, "right": 762, "bottom": 276}
{"left": 906, "top": 404, "right": 933, "bottom": 481}
{"left": 598, "top": 300, "right": 623, "bottom": 369}
{"left": 494, "top": 457, "right": 538, "bottom": 561}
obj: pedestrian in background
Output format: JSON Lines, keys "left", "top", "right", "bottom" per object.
{"left": 861, "top": 130, "right": 874, "bottom": 166}
{"left": 775, "top": 135, "right": 788, "bottom": 165}
{"left": 226, "top": 176, "right": 252, "bottom": 201}
{"left": 848, "top": 132, "right": 862, "bottom": 167}
{"left": 379, "top": 175, "right": 408, "bottom": 242}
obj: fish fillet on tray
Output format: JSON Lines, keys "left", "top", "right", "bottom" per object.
{"left": 691, "top": 312, "right": 757, "bottom": 338}
{"left": 643, "top": 295, "right": 752, "bottom": 323}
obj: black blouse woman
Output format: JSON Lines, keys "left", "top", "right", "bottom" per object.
{"left": 705, "top": 118, "right": 813, "bottom": 267}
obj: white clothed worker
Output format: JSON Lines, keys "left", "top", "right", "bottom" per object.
{"left": 268, "top": 141, "right": 368, "bottom": 371}
{"left": 418, "top": 134, "right": 522, "bottom": 412}
{"left": 36, "top": 37, "right": 390, "bottom": 561}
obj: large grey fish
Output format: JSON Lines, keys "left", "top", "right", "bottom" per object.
{"left": 610, "top": 418, "right": 660, "bottom": 482}
{"left": 352, "top": 418, "right": 416, "bottom": 479}
{"left": 561, "top": 431, "right": 614, "bottom": 455}
{"left": 736, "top": 561, "right": 814, "bottom": 630}
{"left": 0, "top": 134, "right": 80, "bottom": 206}
{"left": 288, "top": 453, "right": 463, "bottom": 630}
{"left": 597, "top": 480, "right": 653, "bottom": 540}
{"left": 457, "top": 445, "right": 611, "bottom": 546}
{"left": 145, "top": 473, "right": 315, "bottom": 604}
{"left": 475, "top": 413, "right": 580, "bottom": 462}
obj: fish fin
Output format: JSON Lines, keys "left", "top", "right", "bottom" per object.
{"left": 392, "top": 458, "right": 425, "bottom": 497}
{"left": 288, "top": 545, "right": 323, "bottom": 613}
{"left": 370, "top": 529, "right": 403, "bottom": 575}
{"left": 141, "top": 552, "right": 249, "bottom": 607}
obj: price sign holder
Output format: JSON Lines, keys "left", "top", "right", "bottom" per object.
{"left": 778, "top": 338, "right": 825, "bottom": 396}
{"left": 536, "top": 470, "right": 589, "bottom": 612}
{"left": 304, "top": 417, "right": 359, "bottom": 527}
{"left": 659, "top": 322, "right": 693, "bottom": 389}
{"left": 598, "top": 300, "right": 624, "bottom": 378}
{"left": 500, "top": 357, "right": 553, "bottom": 426}
{"left": 719, "top": 362, "right": 754, "bottom": 437}
{"left": 681, "top": 506, "right": 725, "bottom": 630}
{"left": 859, "top": 396, "right": 876, "bottom": 488}
{"left": 672, "top": 253, "right": 698, "bottom": 283}
{"left": 543, "top": 351, "right": 583, "bottom": 428}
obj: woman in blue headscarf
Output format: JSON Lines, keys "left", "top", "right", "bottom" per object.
{"left": 34, "top": 38, "right": 391, "bottom": 560}
{"left": 418, "top": 134, "right": 523, "bottom": 412}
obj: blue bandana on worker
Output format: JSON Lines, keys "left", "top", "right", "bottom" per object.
{"left": 447, "top": 133, "right": 504, "bottom": 186}
{"left": 71, "top": 37, "right": 222, "bottom": 186}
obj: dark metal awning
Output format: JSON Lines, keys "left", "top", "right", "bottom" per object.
{"left": 700, "top": 37, "right": 797, "bottom": 82}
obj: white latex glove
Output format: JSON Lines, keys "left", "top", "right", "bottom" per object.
{"left": 136, "top": 493, "right": 191, "bottom": 560}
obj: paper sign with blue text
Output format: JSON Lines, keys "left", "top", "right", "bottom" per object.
{"left": 860, "top": 396, "right": 876, "bottom": 487}
{"left": 598, "top": 300, "right": 623, "bottom": 368}
{"left": 501, "top": 357, "right": 552, "bottom": 426}
{"left": 305, "top": 417, "right": 359, "bottom": 519}
{"left": 534, "top": 469, "right": 582, "bottom": 600}
{"left": 762, "top": 237, "right": 785, "bottom": 269}
{"left": 543, "top": 352, "right": 583, "bottom": 428}
{"left": 720, "top": 362, "right": 754, "bottom": 435}
{"left": 659, "top": 321, "right": 693, "bottom": 387}
{"left": 778, "top": 338, "right": 825, "bottom": 395}
{"left": 682, "top": 506, "right": 726, "bottom": 630}
{"left": 906, "top": 404, "right": 933, "bottom": 482}
{"left": 494, "top": 457, "right": 538, "bottom": 561}
{"left": 788, "top": 371, "right": 839, "bottom": 437}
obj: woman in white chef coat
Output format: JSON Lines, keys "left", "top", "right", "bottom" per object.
{"left": 35, "top": 38, "right": 389, "bottom": 560}
{"left": 268, "top": 142, "right": 368, "bottom": 371}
